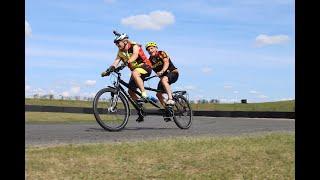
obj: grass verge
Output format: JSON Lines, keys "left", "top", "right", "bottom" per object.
{"left": 26, "top": 132, "right": 294, "bottom": 179}
{"left": 26, "top": 112, "right": 96, "bottom": 124}
{"left": 26, "top": 98, "right": 295, "bottom": 112}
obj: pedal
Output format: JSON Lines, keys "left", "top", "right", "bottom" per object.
{"left": 164, "top": 107, "right": 174, "bottom": 117}
{"left": 166, "top": 104, "right": 174, "bottom": 108}
{"left": 163, "top": 117, "right": 172, "bottom": 122}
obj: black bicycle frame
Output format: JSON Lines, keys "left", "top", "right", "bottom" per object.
{"left": 112, "top": 74, "right": 166, "bottom": 111}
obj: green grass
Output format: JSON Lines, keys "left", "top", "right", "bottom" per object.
{"left": 26, "top": 132, "right": 295, "bottom": 179}
{"left": 26, "top": 112, "right": 96, "bottom": 123}
{"left": 26, "top": 98, "right": 295, "bottom": 112}
{"left": 26, "top": 98, "right": 93, "bottom": 107}
{"left": 191, "top": 100, "right": 295, "bottom": 112}
{"left": 26, "top": 112, "right": 125, "bottom": 124}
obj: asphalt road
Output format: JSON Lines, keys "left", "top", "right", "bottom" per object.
{"left": 26, "top": 116, "right": 295, "bottom": 146}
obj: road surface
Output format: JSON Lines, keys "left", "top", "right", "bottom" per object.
{"left": 26, "top": 116, "right": 294, "bottom": 146}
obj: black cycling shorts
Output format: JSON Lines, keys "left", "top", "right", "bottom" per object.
{"left": 157, "top": 71, "right": 179, "bottom": 91}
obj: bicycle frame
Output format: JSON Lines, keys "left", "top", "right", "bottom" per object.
{"left": 109, "top": 71, "right": 166, "bottom": 113}
{"left": 94, "top": 63, "right": 192, "bottom": 131}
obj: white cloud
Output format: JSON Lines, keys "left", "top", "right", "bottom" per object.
{"left": 233, "top": 91, "right": 239, "bottom": 94}
{"left": 220, "top": 98, "right": 237, "bottom": 103}
{"left": 25, "top": 19, "right": 32, "bottom": 38}
{"left": 33, "top": 88, "right": 45, "bottom": 95}
{"left": 89, "top": 92, "right": 96, "bottom": 97}
{"left": 62, "top": 91, "right": 70, "bottom": 97}
{"left": 258, "top": 95, "right": 268, "bottom": 99}
{"left": 255, "top": 34, "right": 290, "bottom": 47}
{"left": 80, "top": 92, "right": 96, "bottom": 98}
{"left": 184, "top": 85, "right": 197, "bottom": 91}
{"left": 279, "top": 97, "right": 294, "bottom": 101}
{"left": 70, "top": 86, "right": 81, "bottom": 94}
{"left": 49, "top": 90, "right": 56, "bottom": 94}
{"left": 249, "top": 90, "right": 259, "bottom": 94}
{"left": 121, "top": 10, "right": 175, "bottom": 30}
{"left": 85, "top": 80, "right": 96, "bottom": 86}
{"left": 201, "top": 67, "right": 213, "bottom": 74}
{"left": 104, "top": 0, "right": 116, "bottom": 3}
{"left": 224, "top": 85, "right": 233, "bottom": 89}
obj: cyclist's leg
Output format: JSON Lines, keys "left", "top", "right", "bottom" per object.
{"left": 132, "top": 66, "right": 151, "bottom": 98}
{"left": 128, "top": 77, "right": 138, "bottom": 101}
{"left": 160, "top": 76, "right": 173, "bottom": 99}
{"left": 156, "top": 83, "right": 166, "bottom": 107}
{"left": 161, "top": 72, "right": 179, "bottom": 103}
{"left": 128, "top": 75, "right": 145, "bottom": 122}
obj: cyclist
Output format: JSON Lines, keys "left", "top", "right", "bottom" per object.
{"left": 102, "top": 31, "right": 152, "bottom": 122}
{"left": 145, "top": 42, "right": 179, "bottom": 107}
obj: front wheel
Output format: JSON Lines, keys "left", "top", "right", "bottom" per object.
{"left": 93, "top": 88, "right": 129, "bottom": 131}
{"left": 172, "top": 95, "right": 192, "bottom": 129}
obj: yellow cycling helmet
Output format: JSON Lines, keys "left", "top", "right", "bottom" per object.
{"left": 145, "top": 42, "right": 157, "bottom": 50}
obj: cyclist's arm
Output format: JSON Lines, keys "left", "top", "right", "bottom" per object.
{"left": 159, "top": 57, "right": 169, "bottom": 73}
{"left": 111, "top": 55, "right": 121, "bottom": 67}
{"left": 127, "top": 45, "right": 139, "bottom": 64}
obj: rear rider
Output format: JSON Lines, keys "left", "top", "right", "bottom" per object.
{"left": 145, "top": 42, "right": 179, "bottom": 107}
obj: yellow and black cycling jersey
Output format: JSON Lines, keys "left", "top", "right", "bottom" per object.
{"left": 117, "top": 41, "right": 152, "bottom": 71}
{"left": 149, "top": 51, "right": 177, "bottom": 73}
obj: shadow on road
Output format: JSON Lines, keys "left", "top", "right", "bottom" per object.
{"left": 86, "top": 126, "right": 177, "bottom": 132}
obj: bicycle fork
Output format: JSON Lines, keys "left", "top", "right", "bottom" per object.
{"left": 108, "top": 91, "right": 120, "bottom": 113}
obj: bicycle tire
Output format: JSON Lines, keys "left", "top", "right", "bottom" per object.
{"left": 172, "top": 94, "right": 192, "bottom": 129}
{"left": 93, "top": 88, "right": 129, "bottom": 131}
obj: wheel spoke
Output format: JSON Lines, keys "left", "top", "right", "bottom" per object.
{"left": 172, "top": 95, "right": 192, "bottom": 129}
{"left": 93, "top": 88, "right": 129, "bottom": 131}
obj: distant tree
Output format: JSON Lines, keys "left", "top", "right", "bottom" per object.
{"left": 49, "top": 94, "right": 54, "bottom": 100}
{"left": 33, "top": 94, "right": 39, "bottom": 99}
{"left": 40, "top": 94, "right": 46, "bottom": 99}
{"left": 210, "top": 99, "right": 220, "bottom": 103}
{"left": 200, "top": 99, "right": 208, "bottom": 104}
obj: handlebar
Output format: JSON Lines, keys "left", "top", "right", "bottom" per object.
{"left": 102, "top": 63, "right": 126, "bottom": 77}
{"left": 114, "top": 63, "right": 126, "bottom": 73}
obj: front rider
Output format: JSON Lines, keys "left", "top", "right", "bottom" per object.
{"left": 102, "top": 31, "right": 153, "bottom": 122}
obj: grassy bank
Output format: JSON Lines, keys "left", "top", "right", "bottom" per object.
{"left": 25, "top": 112, "right": 95, "bottom": 123}
{"left": 26, "top": 98, "right": 295, "bottom": 112}
{"left": 26, "top": 132, "right": 294, "bottom": 179}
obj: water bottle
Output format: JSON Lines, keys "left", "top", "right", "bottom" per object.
{"left": 148, "top": 95, "right": 158, "bottom": 103}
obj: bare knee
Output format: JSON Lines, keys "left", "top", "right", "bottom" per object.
{"left": 161, "top": 76, "right": 168, "bottom": 83}
{"left": 132, "top": 70, "right": 140, "bottom": 78}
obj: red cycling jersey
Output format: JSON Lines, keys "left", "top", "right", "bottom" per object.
{"left": 117, "top": 41, "right": 152, "bottom": 71}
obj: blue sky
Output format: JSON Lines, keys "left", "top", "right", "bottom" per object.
{"left": 25, "top": 0, "right": 295, "bottom": 103}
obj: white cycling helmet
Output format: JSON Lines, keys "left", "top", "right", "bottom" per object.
{"left": 113, "top": 30, "right": 129, "bottom": 43}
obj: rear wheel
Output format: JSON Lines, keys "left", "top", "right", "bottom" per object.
{"left": 172, "top": 95, "right": 192, "bottom": 129}
{"left": 93, "top": 88, "right": 129, "bottom": 131}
